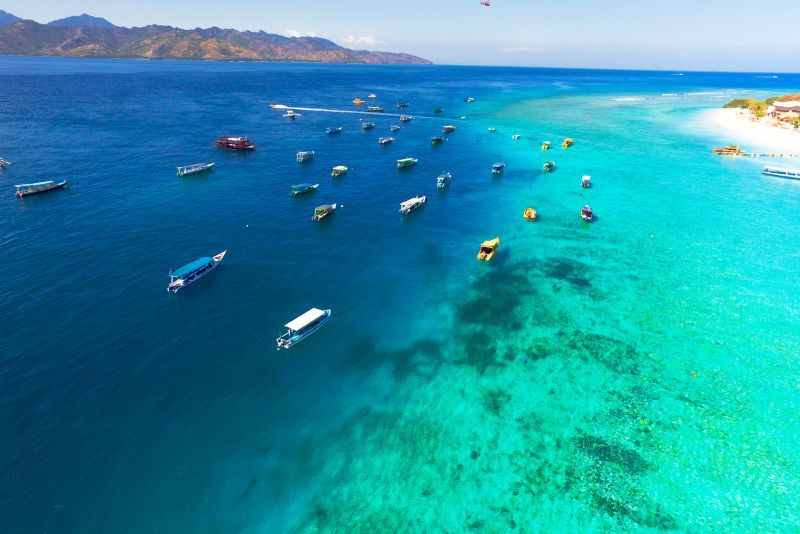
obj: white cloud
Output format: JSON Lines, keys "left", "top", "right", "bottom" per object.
{"left": 285, "top": 28, "right": 317, "bottom": 38}
{"left": 501, "top": 46, "right": 545, "bottom": 54}
{"left": 341, "top": 35, "right": 383, "bottom": 47}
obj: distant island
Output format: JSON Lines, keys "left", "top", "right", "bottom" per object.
{"left": 0, "top": 11, "right": 431, "bottom": 64}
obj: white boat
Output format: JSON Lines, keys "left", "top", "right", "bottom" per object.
{"left": 399, "top": 115, "right": 413, "bottom": 122}
{"left": 167, "top": 251, "right": 226, "bottom": 293}
{"left": 331, "top": 165, "right": 348, "bottom": 177}
{"left": 284, "top": 110, "right": 301, "bottom": 119}
{"left": 763, "top": 166, "right": 800, "bottom": 180}
{"left": 488, "top": 128, "right": 496, "bottom": 132}
{"left": 15, "top": 180, "right": 68, "bottom": 197}
{"left": 0, "top": 157, "right": 10, "bottom": 169}
{"left": 582, "top": 175, "right": 591, "bottom": 188}
{"left": 400, "top": 195, "right": 427, "bottom": 214}
{"left": 512, "top": 135, "right": 521, "bottom": 140}
{"left": 296, "top": 151, "right": 315, "bottom": 163}
{"left": 368, "top": 94, "right": 377, "bottom": 99}
{"left": 277, "top": 308, "right": 332, "bottom": 349}
{"left": 437, "top": 172, "right": 452, "bottom": 188}
{"left": 397, "top": 157, "right": 418, "bottom": 169}
{"left": 177, "top": 162, "right": 215, "bottom": 177}
{"left": 378, "top": 136, "right": 395, "bottom": 145}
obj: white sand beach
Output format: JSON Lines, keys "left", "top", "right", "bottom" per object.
{"left": 707, "top": 108, "right": 800, "bottom": 154}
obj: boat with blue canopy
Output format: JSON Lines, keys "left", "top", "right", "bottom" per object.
{"left": 277, "top": 308, "right": 332, "bottom": 350}
{"left": 15, "top": 180, "right": 68, "bottom": 198}
{"left": 167, "top": 251, "right": 226, "bottom": 293}
{"left": 291, "top": 183, "right": 319, "bottom": 196}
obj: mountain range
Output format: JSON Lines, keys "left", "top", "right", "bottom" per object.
{"left": 0, "top": 11, "right": 430, "bottom": 64}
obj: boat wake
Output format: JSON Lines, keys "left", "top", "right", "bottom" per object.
{"left": 271, "top": 104, "right": 435, "bottom": 119}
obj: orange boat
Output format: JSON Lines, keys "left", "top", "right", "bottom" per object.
{"left": 523, "top": 208, "right": 537, "bottom": 221}
{"left": 353, "top": 98, "right": 365, "bottom": 105}
{"left": 477, "top": 237, "right": 500, "bottom": 261}
{"left": 562, "top": 138, "right": 574, "bottom": 148}
{"left": 713, "top": 145, "right": 744, "bottom": 156}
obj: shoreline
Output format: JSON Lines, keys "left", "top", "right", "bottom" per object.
{"left": 706, "top": 108, "right": 800, "bottom": 154}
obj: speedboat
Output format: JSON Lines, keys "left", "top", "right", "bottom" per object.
{"left": 312, "top": 204, "right": 337, "bottom": 221}
{"left": 367, "top": 106, "right": 384, "bottom": 112}
{"left": 284, "top": 110, "right": 301, "bottom": 119}
{"left": 543, "top": 161, "right": 555, "bottom": 173}
{"left": 326, "top": 127, "right": 343, "bottom": 135}
{"left": 296, "top": 151, "right": 315, "bottom": 163}
{"left": 562, "top": 138, "right": 574, "bottom": 148}
{"left": 177, "top": 162, "right": 215, "bottom": 177}
{"left": 276, "top": 308, "right": 332, "bottom": 350}
{"left": 291, "top": 183, "right": 319, "bottom": 196}
{"left": 400, "top": 195, "right": 427, "bottom": 214}
{"left": 399, "top": 115, "right": 414, "bottom": 122}
{"left": 492, "top": 162, "right": 505, "bottom": 175}
{"left": 464, "top": 97, "right": 475, "bottom": 103}
{"left": 397, "top": 157, "right": 418, "bottom": 169}
{"left": 477, "top": 237, "right": 500, "bottom": 261}
{"left": 217, "top": 136, "right": 255, "bottom": 150}
{"left": 331, "top": 165, "right": 349, "bottom": 177}
{"left": 763, "top": 166, "right": 800, "bottom": 180}
{"left": 396, "top": 102, "right": 410, "bottom": 109}
{"left": 378, "top": 136, "right": 395, "bottom": 145}
{"left": 582, "top": 175, "right": 591, "bottom": 188}
{"left": 389, "top": 125, "right": 402, "bottom": 132}
{"left": 437, "top": 172, "right": 452, "bottom": 188}
{"left": 167, "top": 251, "right": 226, "bottom": 293}
{"left": 542, "top": 141, "right": 551, "bottom": 151}
{"left": 15, "top": 180, "right": 68, "bottom": 198}
{"left": 430, "top": 137, "right": 445, "bottom": 146}
{"left": 581, "top": 205, "right": 594, "bottom": 222}
{"left": 442, "top": 125, "right": 457, "bottom": 133}
{"left": 523, "top": 208, "right": 537, "bottom": 221}
{"left": 353, "top": 98, "right": 365, "bottom": 105}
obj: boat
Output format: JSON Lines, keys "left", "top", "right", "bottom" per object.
{"left": 312, "top": 204, "right": 337, "bottom": 221}
{"left": 430, "top": 136, "right": 445, "bottom": 146}
{"left": 492, "top": 162, "right": 505, "bottom": 175}
{"left": 562, "top": 138, "right": 574, "bottom": 148}
{"left": 433, "top": 108, "right": 444, "bottom": 113}
{"left": 389, "top": 125, "right": 402, "bottom": 132}
{"left": 361, "top": 121, "right": 375, "bottom": 130}
{"left": 296, "top": 151, "right": 315, "bottom": 163}
{"left": 762, "top": 166, "right": 800, "bottom": 180}
{"left": 399, "top": 115, "right": 414, "bottom": 122}
{"left": 177, "top": 162, "right": 215, "bottom": 177}
{"left": 284, "top": 110, "right": 301, "bottom": 119}
{"left": 167, "top": 251, "right": 226, "bottom": 293}
{"left": 0, "top": 157, "right": 10, "bottom": 169}
{"left": 488, "top": 128, "right": 496, "bottom": 132}
{"left": 399, "top": 195, "right": 427, "bottom": 214}
{"left": 523, "top": 208, "right": 537, "bottom": 221}
{"left": 291, "top": 183, "right": 319, "bottom": 196}
{"left": 437, "top": 172, "right": 452, "bottom": 188}
{"left": 464, "top": 97, "right": 475, "bottom": 103}
{"left": 442, "top": 125, "right": 457, "bottom": 133}
{"left": 543, "top": 161, "right": 555, "bottom": 173}
{"left": 512, "top": 134, "right": 521, "bottom": 140}
{"left": 331, "top": 165, "right": 349, "bottom": 177}
{"left": 217, "top": 135, "right": 255, "bottom": 150}
{"left": 276, "top": 308, "right": 332, "bottom": 350}
{"left": 353, "top": 98, "right": 365, "bottom": 105}
{"left": 581, "top": 205, "right": 594, "bottom": 222}
{"left": 713, "top": 145, "right": 745, "bottom": 156}
{"left": 582, "top": 175, "right": 591, "bottom": 188}
{"left": 326, "top": 127, "right": 343, "bottom": 135}
{"left": 378, "top": 136, "right": 395, "bottom": 145}
{"left": 396, "top": 102, "right": 410, "bottom": 109}
{"left": 368, "top": 94, "right": 377, "bottom": 99}
{"left": 477, "top": 237, "right": 500, "bottom": 261}
{"left": 268, "top": 104, "right": 279, "bottom": 108}
{"left": 15, "top": 180, "right": 68, "bottom": 198}
{"left": 542, "top": 141, "right": 551, "bottom": 151}
{"left": 397, "top": 157, "right": 418, "bottom": 169}
{"left": 367, "top": 106, "right": 384, "bottom": 112}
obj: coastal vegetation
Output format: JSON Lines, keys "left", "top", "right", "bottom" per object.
{"left": 724, "top": 94, "right": 800, "bottom": 128}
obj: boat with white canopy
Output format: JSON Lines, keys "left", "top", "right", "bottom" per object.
{"left": 277, "top": 308, "right": 332, "bottom": 349}
{"left": 400, "top": 195, "right": 426, "bottom": 214}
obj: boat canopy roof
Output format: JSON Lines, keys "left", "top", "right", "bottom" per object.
{"left": 333, "top": 165, "right": 348, "bottom": 170}
{"left": 292, "top": 183, "right": 312, "bottom": 189}
{"left": 400, "top": 197, "right": 422, "bottom": 209}
{"left": 315, "top": 204, "right": 335, "bottom": 211}
{"left": 16, "top": 181, "right": 56, "bottom": 187}
{"left": 285, "top": 308, "right": 326, "bottom": 331}
{"left": 171, "top": 257, "right": 212, "bottom": 278}
{"left": 765, "top": 166, "right": 797, "bottom": 172}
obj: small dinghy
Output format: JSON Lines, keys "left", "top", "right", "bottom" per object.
{"left": 523, "top": 208, "right": 537, "bottom": 221}
{"left": 543, "top": 161, "right": 555, "bottom": 173}
{"left": 437, "top": 172, "right": 452, "bottom": 188}
{"left": 331, "top": 165, "right": 349, "bottom": 177}
{"left": 0, "top": 157, "right": 10, "bottom": 169}
{"left": 442, "top": 125, "right": 457, "bottom": 134}
{"left": 477, "top": 237, "right": 500, "bottom": 261}
{"left": 389, "top": 125, "right": 402, "bottom": 132}
{"left": 492, "top": 162, "right": 505, "bottom": 175}
{"left": 296, "top": 151, "right": 315, "bottom": 163}
{"left": 430, "top": 137, "right": 445, "bottom": 146}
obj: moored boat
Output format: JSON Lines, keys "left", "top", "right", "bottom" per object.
{"left": 367, "top": 106, "right": 384, "bottom": 112}
{"left": 762, "top": 166, "right": 800, "bottom": 180}
{"left": 368, "top": 94, "right": 377, "bottom": 99}
{"left": 353, "top": 98, "right": 365, "bottom": 105}
{"left": 399, "top": 115, "right": 414, "bottom": 122}
{"left": 361, "top": 121, "right": 375, "bottom": 130}
{"left": 542, "top": 141, "right": 551, "bottom": 151}
{"left": 523, "top": 208, "right": 537, "bottom": 221}
{"left": 217, "top": 135, "right": 255, "bottom": 150}
{"left": 477, "top": 237, "right": 500, "bottom": 261}
{"left": 276, "top": 308, "right": 332, "bottom": 350}
{"left": 291, "top": 183, "right": 319, "bottom": 196}
{"left": 437, "top": 172, "right": 452, "bottom": 188}
{"left": 433, "top": 108, "right": 444, "bottom": 113}
{"left": 488, "top": 127, "right": 496, "bottom": 132}
{"left": 400, "top": 195, "right": 427, "bottom": 214}
{"left": 713, "top": 145, "right": 744, "bottom": 156}
{"left": 430, "top": 136, "right": 445, "bottom": 145}
{"left": 581, "top": 205, "right": 594, "bottom": 222}
{"left": 0, "top": 157, "right": 10, "bottom": 169}
{"left": 397, "top": 157, "right": 418, "bottom": 169}
{"left": 442, "top": 125, "right": 457, "bottom": 134}
{"left": 464, "top": 97, "right": 475, "bottom": 103}
{"left": 543, "top": 161, "right": 555, "bottom": 172}
{"left": 396, "top": 102, "right": 410, "bottom": 109}
{"left": 284, "top": 110, "right": 301, "bottom": 119}
{"left": 378, "top": 136, "right": 395, "bottom": 145}
{"left": 15, "top": 180, "right": 68, "bottom": 198}
{"left": 177, "top": 162, "right": 215, "bottom": 177}
{"left": 312, "top": 204, "right": 337, "bottom": 221}
{"left": 562, "top": 138, "right": 574, "bottom": 148}
{"left": 389, "top": 125, "right": 402, "bottom": 132}
{"left": 296, "top": 151, "right": 315, "bottom": 163}
{"left": 582, "top": 175, "right": 591, "bottom": 188}
{"left": 492, "top": 162, "right": 505, "bottom": 175}
{"left": 331, "top": 165, "right": 349, "bottom": 177}
{"left": 167, "top": 251, "right": 226, "bottom": 293}
{"left": 326, "top": 127, "right": 343, "bottom": 135}
{"left": 512, "top": 134, "right": 521, "bottom": 140}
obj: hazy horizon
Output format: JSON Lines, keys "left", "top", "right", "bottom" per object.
{"left": 3, "top": 1, "right": 800, "bottom": 72}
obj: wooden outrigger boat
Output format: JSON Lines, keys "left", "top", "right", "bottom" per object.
{"left": 177, "top": 162, "right": 215, "bottom": 177}
{"left": 477, "top": 237, "right": 500, "bottom": 261}
{"left": 15, "top": 180, "right": 68, "bottom": 198}
{"left": 397, "top": 157, "right": 418, "bottom": 169}
{"left": 167, "top": 251, "right": 226, "bottom": 293}
{"left": 399, "top": 195, "right": 427, "bottom": 214}
{"left": 312, "top": 204, "right": 337, "bottom": 221}
{"left": 542, "top": 141, "right": 551, "bottom": 151}
{"left": 291, "top": 183, "right": 319, "bottom": 196}
{"left": 331, "top": 165, "right": 349, "bottom": 177}
{"left": 523, "top": 208, "right": 537, "bottom": 221}
{"left": 277, "top": 308, "right": 332, "bottom": 350}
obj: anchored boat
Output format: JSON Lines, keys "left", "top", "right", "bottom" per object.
{"left": 367, "top": 106, "right": 384, "bottom": 113}
{"left": 389, "top": 125, "right": 402, "bottom": 132}
{"left": 331, "top": 165, "right": 349, "bottom": 177}
{"left": 217, "top": 136, "right": 255, "bottom": 150}
{"left": 277, "top": 308, "right": 332, "bottom": 350}
{"left": 477, "top": 237, "right": 500, "bottom": 261}
{"left": 291, "top": 183, "right": 319, "bottom": 196}
{"left": 442, "top": 125, "right": 457, "bottom": 134}
{"left": 430, "top": 136, "right": 445, "bottom": 146}
{"left": 492, "top": 162, "right": 505, "bottom": 175}
{"left": 399, "top": 115, "right": 414, "bottom": 122}
{"left": 488, "top": 127, "right": 496, "bottom": 132}
{"left": 543, "top": 161, "right": 555, "bottom": 173}
{"left": 378, "top": 136, "right": 395, "bottom": 146}
{"left": 582, "top": 175, "right": 591, "bottom": 188}
{"left": 397, "top": 157, "right": 418, "bottom": 169}
{"left": 562, "top": 138, "right": 574, "bottom": 148}
{"left": 353, "top": 98, "right": 365, "bottom": 105}
{"left": 437, "top": 172, "right": 452, "bottom": 188}
{"left": 523, "top": 208, "right": 537, "bottom": 221}
{"left": 177, "top": 162, "right": 215, "bottom": 177}
{"left": 512, "top": 135, "right": 521, "bottom": 140}
{"left": 762, "top": 166, "right": 800, "bottom": 180}
{"left": 0, "top": 157, "right": 10, "bottom": 169}
{"left": 361, "top": 121, "right": 375, "bottom": 130}
{"left": 312, "top": 204, "right": 337, "bottom": 221}
{"left": 396, "top": 102, "right": 410, "bottom": 109}
{"left": 581, "top": 205, "right": 594, "bottom": 222}
{"left": 368, "top": 94, "right": 377, "bottom": 99}
{"left": 296, "top": 151, "right": 315, "bottom": 163}
{"left": 464, "top": 97, "right": 475, "bottom": 103}
{"left": 542, "top": 141, "right": 551, "bottom": 151}
{"left": 400, "top": 195, "right": 427, "bottom": 214}
{"left": 326, "top": 127, "right": 343, "bottom": 135}
{"left": 284, "top": 110, "right": 301, "bottom": 119}
{"left": 167, "top": 251, "right": 226, "bottom": 293}
{"left": 15, "top": 180, "right": 68, "bottom": 198}
{"left": 433, "top": 108, "right": 444, "bottom": 113}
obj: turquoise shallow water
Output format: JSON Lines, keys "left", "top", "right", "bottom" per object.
{"left": 1, "top": 58, "right": 799, "bottom": 532}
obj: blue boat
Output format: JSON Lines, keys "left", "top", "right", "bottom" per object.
{"left": 763, "top": 166, "right": 800, "bottom": 180}
{"left": 277, "top": 308, "right": 332, "bottom": 349}
{"left": 15, "top": 180, "right": 68, "bottom": 197}
{"left": 437, "top": 172, "right": 452, "bottom": 188}
{"left": 291, "top": 183, "right": 319, "bottom": 196}
{"left": 167, "top": 251, "right": 226, "bottom": 293}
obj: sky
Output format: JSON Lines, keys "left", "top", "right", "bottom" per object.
{"left": 3, "top": 0, "right": 800, "bottom": 72}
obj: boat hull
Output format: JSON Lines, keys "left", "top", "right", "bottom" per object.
{"left": 168, "top": 251, "right": 226, "bottom": 293}
{"left": 16, "top": 181, "right": 68, "bottom": 197}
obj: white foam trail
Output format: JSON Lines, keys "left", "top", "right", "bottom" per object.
{"left": 271, "top": 105, "right": 440, "bottom": 119}
{"left": 612, "top": 97, "right": 646, "bottom": 102}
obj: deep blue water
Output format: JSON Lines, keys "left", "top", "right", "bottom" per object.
{"left": 2, "top": 57, "right": 800, "bottom": 532}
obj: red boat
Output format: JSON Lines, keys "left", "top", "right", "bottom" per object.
{"left": 216, "top": 135, "right": 255, "bottom": 151}
{"left": 581, "top": 205, "right": 594, "bottom": 222}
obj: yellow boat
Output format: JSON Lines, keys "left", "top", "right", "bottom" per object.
{"left": 562, "top": 138, "right": 574, "bottom": 148}
{"left": 713, "top": 145, "right": 744, "bottom": 156}
{"left": 541, "top": 141, "right": 551, "bottom": 151}
{"left": 353, "top": 98, "right": 365, "bottom": 105}
{"left": 523, "top": 208, "right": 537, "bottom": 221}
{"left": 477, "top": 237, "right": 500, "bottom": 261}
